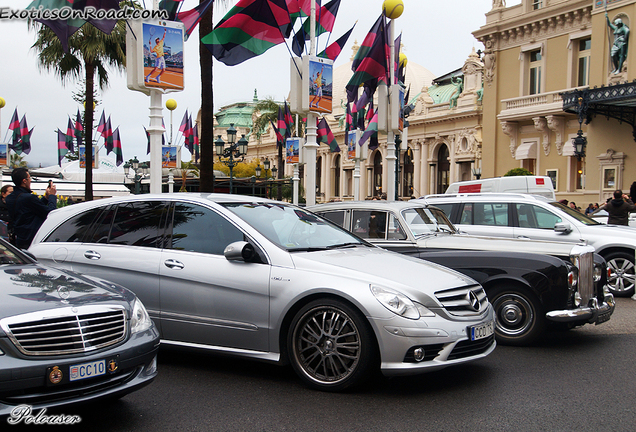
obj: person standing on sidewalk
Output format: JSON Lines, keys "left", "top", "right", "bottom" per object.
{"left": 593, "top": 189, "right": 636, "bottom": 226}
{"left": 6, "top": 168, "right": 57, "bottom": 249}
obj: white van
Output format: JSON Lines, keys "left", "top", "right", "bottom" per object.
{"left": 444, "top": 176, "right": 556, "bottom": 200}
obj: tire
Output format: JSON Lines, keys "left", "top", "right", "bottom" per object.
{"left": 288, "top": 298, "right": 377, "bottom": 392}
{"left": 489, "top": 285, "right": 544, "bottom": 346}
{"left": 605, "top": 251, "right": 635, "bottom": 297}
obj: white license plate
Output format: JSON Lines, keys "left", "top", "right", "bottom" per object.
{"left": 69, "top": 359, "right": 106, "bottom": 382}
{"left": 469, "top": 321, "right": 494, "bottom": 341}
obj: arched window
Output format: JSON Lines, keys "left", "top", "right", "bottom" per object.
{"left": 437, "top": 145, "right": 450, "bottom": 194}
{"left": 373, "top": 151, "right": 383, "bottom": 197}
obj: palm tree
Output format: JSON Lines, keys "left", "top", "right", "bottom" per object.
{"left": 9, "top": 153, "right": 28, "bottom": 169}
{"left": 31, "top": 19, "right": 126, "bottom": 201}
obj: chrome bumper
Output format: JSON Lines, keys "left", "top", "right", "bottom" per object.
{"left": 545, "top": 294, "right": 615, "bottom": 324}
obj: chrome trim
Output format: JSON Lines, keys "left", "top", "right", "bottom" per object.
{"left": 545, "top": 294, "right": 615, "bottom": 324}
{"left": 434, "top": 285, "right": 489, "bottom": 316}
{"left": 160, "top": 339, "right": 279, "bottom": 362}
{"left": 0, "top": 305, "right": 127, "bottom": 356}
{"left": 159, "top": 311, "right": 259, "bottom": 331}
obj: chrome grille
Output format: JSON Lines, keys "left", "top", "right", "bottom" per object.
{"left": 1, "top": 305, "right": 127, "bottom": 356}
{"left": 576, "top": 249, "right": 594, "bottom": 304}
{"left": 435, "top": 285, "right": 489, "bottom": 316}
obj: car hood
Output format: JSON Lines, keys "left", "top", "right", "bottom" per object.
{"left": 419, "top": 232, "right": 580, "bottom": 257}
{"left": 289, "top": 246, "right": 478, "bottom": 298}
{"left": 0, "top": 264, "right": 132, "bottom": 319}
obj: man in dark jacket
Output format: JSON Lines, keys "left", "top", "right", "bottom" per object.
{"left": 593, "top": 189, "right": 636, "bottom": 226}
{"left": 6, "top": 168, "right": 57, "bottom": 248}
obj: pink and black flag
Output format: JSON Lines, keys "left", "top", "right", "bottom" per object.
{"left": 202, "top": 0, "right": 291, "bottom": 66}
{"left": 318, "top": 22, "right": 355, "bottom": 61}
{"left": 158, "top": 0, "right": 186, "bottom": 21}
{"left": 66, "top": 118, "right": 75, "bottom": 153}
{"left": 57, "top": 129, "right": 68, "bottom": 166}
{"left": 111, "top": 127, "right": 123, "bottom": 166}
{"left": 193, "top": 123, "right": 200, "bottom": 163}
{"left": 270, "top": 119, "right": 284, "bottom": 146}
{"left": 103, "top": 117, "right": 113, "bottom": 153}
{"left": 74, "top": 109, "right": 84, "bottom": 149}
{"left": 359, "top": 109, "right": 378, "bottom": 148}
{"left": 292, "top": 0, "right": 340, "bottom": 56}
{"left": 317, "top": 117, "right": 340, "bottom": 152}
{"left": 16, "top": 115, "right": 32, "bottom": 155}
{"left": 96, "top": 110, "right": 107, "bottom": 135}
{"left": 177, "top": 0, "right": 214, "bottom": 37}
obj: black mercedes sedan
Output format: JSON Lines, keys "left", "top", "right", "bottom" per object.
{"left": 0, "top": 239, "right": 159, "bottom": 417}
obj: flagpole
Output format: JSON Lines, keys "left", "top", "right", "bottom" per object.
{"left": 305, "top": 0, "right": 319, "bottom": 205}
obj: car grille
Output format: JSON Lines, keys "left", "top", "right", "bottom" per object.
{"left": 448, "top": 334, "right": 495, "bottom": 360}
{"left": 577, "top": 250, "right": 594, "bottom": 304}
{"left": 434, "top": 285, "right": 489, "bottom": 316}
{"left": 1, "top": 306, "right": 127, "bottom": 356}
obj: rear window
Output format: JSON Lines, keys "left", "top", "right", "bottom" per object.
{"left": 44, "top": 208, "right": 102, "bottom": 243}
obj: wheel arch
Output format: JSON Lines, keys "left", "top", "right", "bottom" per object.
{"left": 596, "top": 246, "right": 636, "bottom": 262}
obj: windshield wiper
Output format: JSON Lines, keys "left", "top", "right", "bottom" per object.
{"left": 326, "top": 242, "right": 363, "bottom": 249}
{"left": 287, "top": 247, "right": 330, "bottom": 252}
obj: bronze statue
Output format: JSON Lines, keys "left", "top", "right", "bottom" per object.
{"left": 606, "top": 13, "right": 630, "bottom": 74}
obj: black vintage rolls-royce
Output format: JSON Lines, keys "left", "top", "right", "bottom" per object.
{"left": 308, "top": 201, "right": 615, "bottom": 346}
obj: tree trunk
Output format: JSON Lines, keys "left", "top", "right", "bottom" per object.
{"left": 198, "top": 2, "right": 215, "bottom": 192}
{"left": 84, "top": 60, "right": 95, "bottom": 201}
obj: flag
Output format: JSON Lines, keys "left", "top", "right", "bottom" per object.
{"left": 179, "top": 110, "right": 189, "bottom": 133}
{"left": 277, "top": 105, "right": 289, "bottom": 140}
{"left": 183, "top": 115, "right": 194, "bottom": 153}
{"left": 8, "top": 108, "right": 19, "bottom": 131}
{"left": 103, "top": 118, "right": 113, "bottom": 153}
{"left": 351, "top": 15, "right": 384, "bottom": 71}
{"left": 57, "top": 129, "right": 68, "bottom": 166}
{"left": 292, "top": 0, "right": 340, "bottom": 56}
{"left": 317, "top": 117, "right": 339, "bottom": 152}
{"left": 74, "top": 109, "right": 84, "bottom": 149}
{"left": 111, "top": 127, "right": 123, "bottom": 166}
{"left": 193, "top": 123, "right": 200, "bottom": 163}
{"left": 177, "top": 0, "right": 214, "bottom": 37}
{"left": 284, "top": 101, "right": 294, "bottom": 137}
{"left": 72, "top": 0, "right": 120, "bottom": 34}
{"left": 360, "top": 109, "right": 378, "bottom": 147}
{"left": 318, "top": 23, "right": 355, "bottom": 61}
{"left": 22, "top": 128, "right": 34, "bottom": 155}
{"left": 270, "top": 119, "right": 284, "bottom": 145}
{"left": 394, "top": 32, "right": 402, "bottom": 84}
{"left": 202, "top": 0, "right": 290, "bottom": 66}
{"left": 158, "top": 0, "right": 185, "bottom": 21}
{"left": 12, "top": 115, "right": 32, "bottom": 155}
{"left": 96, "top": 110, "right": 106, "bottom": 135}
{"left": 31, "top": 0, "right": 85, "bottom": 52}
{"left": 66, "top": 118, "right": 76, "bottom": 153}
{"left": 344, "top": 101, "right": 352, "bottom": 146}
{"left": 346, "top": 16, "right": 389, "bottom": 101}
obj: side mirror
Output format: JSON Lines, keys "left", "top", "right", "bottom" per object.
{"left": 554, "top": 222, "right": 572, "bottom": 234}
{"left": 224, "top": 241, "right": 256, "bottom": 262}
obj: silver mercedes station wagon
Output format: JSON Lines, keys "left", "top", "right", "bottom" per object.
{"left": 29, "top": 194, "right": 495, "bottom": 391}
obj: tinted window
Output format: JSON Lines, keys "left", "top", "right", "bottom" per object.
{"left": 352, "top": 210, "right": 387, "bottom": 239}
{"left": 516, "top": 204, "right": 561, "bottom": 229}
{"left": 170, "top": 203, "right": 244, "bottom": 255}
{"left": 44, "top": 208, "right": 101, "bottom": 243}
{"left": 462, "top": 203, "right": 509, "bottom": 226}
{"left": 108, "top": 202, "right": 168, "bottom": 247}
{"left": 431, "top": 203, "right": 454, "bottom": 219}
{"left": 319, "top": 210, "right": 346, "bottom": 227}
{"left": 88, "top": 206, "right": 115, "bottom": 244}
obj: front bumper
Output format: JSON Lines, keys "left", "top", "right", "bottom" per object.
{"left": 545, "top": 293, "right": 615, "bottom": 325}
{"left": 375, "top": 304, "right": 496, "bottom": 377}
{"left": 0, "top": 327, "right": 160, "bottom": 416}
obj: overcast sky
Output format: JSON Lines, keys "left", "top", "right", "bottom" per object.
{"left": 0, "top": 0, "right": 515, "bottom": 168}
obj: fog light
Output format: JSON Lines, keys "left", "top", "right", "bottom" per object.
{"left": 413, "top": 347, "right": 425, "bottom": 362}
{"left": 146, "top": 355, "right": 158, "bottom": 375}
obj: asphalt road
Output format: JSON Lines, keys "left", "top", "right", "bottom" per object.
{"left": 8, "top": 297, "right": 636, "bottom": 432}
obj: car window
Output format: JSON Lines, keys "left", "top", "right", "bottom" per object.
{"left": 387, "top": 214, "right": 407, "bottom": 240}
{"left": 108, "top": 201, "right": 168, "bottom": 247}
{"left": 516, "top": 204, "right": 561, "bottom": 229}
{"left": 169, "top": 203, "right": 244, "bottom": 255}
{"left": 352, "top": 210, "right": 387, "bottom": 239}
{"left": 402, "top": 207, "right": 456, "bottom": 236}
{"left": 462, "top": 203, "right": 509, "bottom": 226}
{"left": 432, "top": 203, "right": 454, "bottom": 219}
{"left": 88, "top": 206, "right": 116, "bottom": 244}
{"left": 44, "top": 207, "right": 102, "bottom": 243}
{"left": 319, "top": 210, "right": 346, "bottom": 228}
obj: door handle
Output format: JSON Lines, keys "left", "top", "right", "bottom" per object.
{"left": 516, "top": 236, "right": 531, "bottom": 240}
{"left": 164, "top": 259, "right": 184, "bottom": 270}
{"left": 84, "top": 250, "right": 101, "bottom": 260}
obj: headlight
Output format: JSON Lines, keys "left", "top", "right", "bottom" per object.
{"left": 370, "top": 285, "right": 427, "bottom": 320}
{"left": 130, "top": 299, "right": 153, "bottom": 334}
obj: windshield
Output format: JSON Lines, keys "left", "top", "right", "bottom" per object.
{"left": 401, "top": 207, "right": 457, "bottom": 236}
{"left": 0, "top": 240, "right": 29, "bottom": 265}
{"left": 548, "top": 202, "right": 601, "bottom": 225}
{"left": 222, "top": 202, "right": 366, "bottom": 251}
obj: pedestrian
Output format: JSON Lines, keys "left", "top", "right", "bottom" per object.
{"left": 592, "top": 189, "right": 636, "bottom": 226}
{"left": 584, "top": 203, "right": 595, "bottom": 215}
{"left": 6, "top": 168, "right": 57, "bottom": 249}
{"left": 0, "top": 184, "right": 13, "bottom": 241}
{"left": 569, "top": 202, "right": 580, "bottom": 212}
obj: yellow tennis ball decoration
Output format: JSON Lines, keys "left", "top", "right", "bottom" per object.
{"left": 166, "top": 99, "right": 177, "bottom": 111}
{"left": 382, "top": 0, "right": 404, "bottom": 19}
{"left": 0, "top": 97, "right": 5, "bottom": 109}
{"left": 399, "top": 52, "right": 408, "bottom": 69}
{"left": 83, "top": 101, "right": 96, "bottom": 110}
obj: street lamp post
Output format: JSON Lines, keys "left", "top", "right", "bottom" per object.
{"left": 215, "top": 124, "right": 248, "bottom": 194}
{"left": 123, "top": 156, "right": 149, "bottom": 195}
